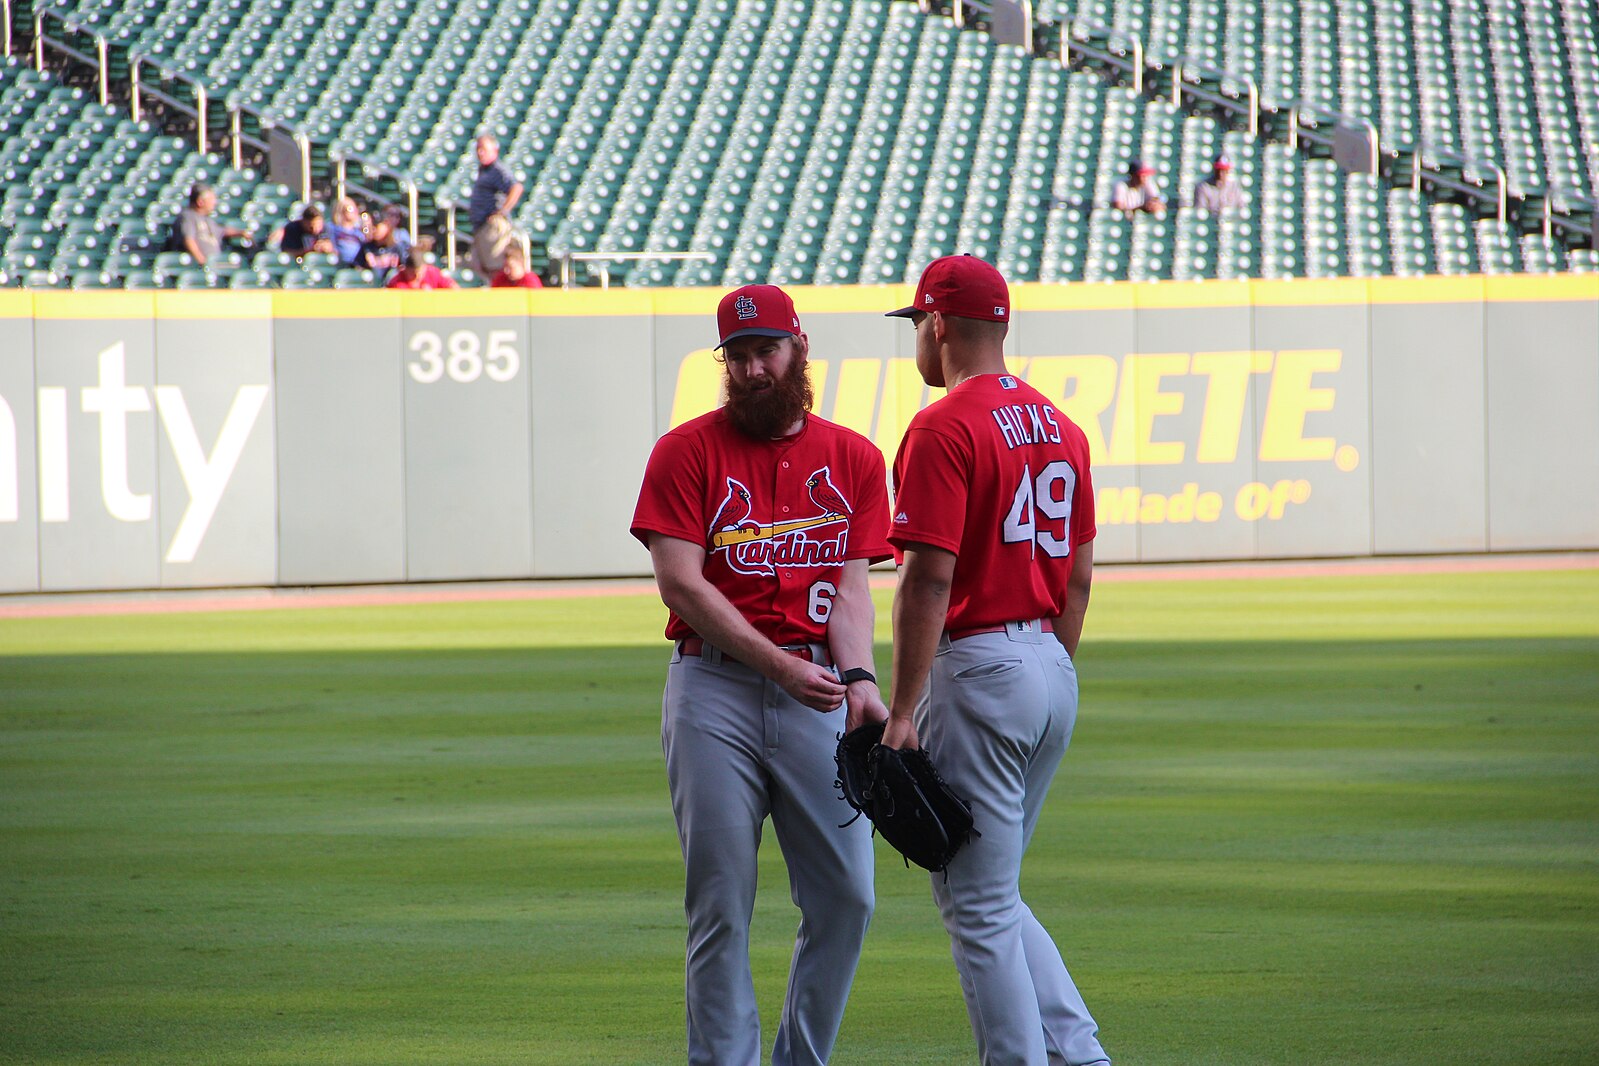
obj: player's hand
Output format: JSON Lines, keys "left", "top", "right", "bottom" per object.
{"left": 843, "top": 680, "right": 888, "bottom": 734}
{"left": 778, "top": 658, "right": 847, "bottom": 712}
{"left": 880, "top": 714, "right": 919, "bottom": 750}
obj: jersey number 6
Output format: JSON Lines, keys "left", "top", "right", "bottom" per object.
{"left": 1001, "top": 461, "right": 1076, "bottom": 558}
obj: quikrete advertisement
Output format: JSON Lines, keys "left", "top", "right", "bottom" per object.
{"left": 666, "top": 346, "right": 1362, "bottom": 531}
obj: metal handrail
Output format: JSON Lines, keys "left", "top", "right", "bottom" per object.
{"left": 129, "top": 53, "right": 208, "bottom": 153}
{"left": 1060, "top": 18, "right": 1143, "bottom": 94}
{"left": 559, "top": 251, "right": 714, "bottom": 289}
{"left": 33, "top": 8, "right": 109, "bottom": 106}
{"left": 330, "top": 152, "right": 420, "bottom": 237}
{"left": 1171, "top": 58, "right": 1259, "bottom": 139}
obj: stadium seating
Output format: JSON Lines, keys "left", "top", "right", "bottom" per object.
{"left": 3, "top": 0, "right": 1597, "bottom": 289}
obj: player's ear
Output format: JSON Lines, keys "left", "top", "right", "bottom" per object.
{"left": 793, "top": 331, "right": 810, "bottom": 362}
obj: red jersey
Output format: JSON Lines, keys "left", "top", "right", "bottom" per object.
{"left": 889, "top": 373, "right": 1095, "bottom": 631}
{"left": 491, "top": 269, "right": 544, "bottom": 288}
{"left": 385, "top": 265, "right": 457, "bottom": 289}
{"left": 632, "top": 409, "right": 893, "bottom": 644}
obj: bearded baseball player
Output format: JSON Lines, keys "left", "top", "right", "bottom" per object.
{"left": 881, "top": 255, "right": 1110, "bottom": 1066}
{"left": 631, "top": 284, "right": 892, "bottom": 1066}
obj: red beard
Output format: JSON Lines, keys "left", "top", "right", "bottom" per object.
{"left": 725, "top": 356, "right": 814, "bottom": 439}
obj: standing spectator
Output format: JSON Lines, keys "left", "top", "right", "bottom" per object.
{"left": 170, "top": 183, "right": 250, "bottom": 266}
{"left": 277, "top": 204, "right": 334, "bottom": 257}
{"left": 356, "top": 218, "right": 404, "bottom": 277}
{"left": 490, "top": 243, "right": 544, "bottom": 288}
{"left": 1112, "top": 160, "right": 1166, "bottom": 215}
{"left": 327, "top": 197, "right": 368, "bottom": 266}
{"left": 1194, "top": 154, "right": 1245, "bottom": 214}
{"left": 385, "top": 247, "right": 457, "bottom": 290}
{"left": 381, "top": 204, "right": 413, "bottom": 260}
{"left": 469, "top": 135, "right": 523, "bottom": 231}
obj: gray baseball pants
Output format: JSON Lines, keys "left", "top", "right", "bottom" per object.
{"left": 916, "top": 622, "right": 1110, "bottom": 1066}
{"left": 662, "top": 642, "right": 875, "bottom": 1066}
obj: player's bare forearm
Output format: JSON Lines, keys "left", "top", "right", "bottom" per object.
{"left": 1053, "top": 539, "right": 1094, "bottom": 658}
{"left": 885, "top": 546, "right": 956, "bottom": 748}
{"left": 650, "top": 535, "right": 845, "bottom": 710}
{"left": 827, "top": 559, "right": 887, "bottom": 729}
{"left": 501, "top": 183, "right": 524, "bottom": 216}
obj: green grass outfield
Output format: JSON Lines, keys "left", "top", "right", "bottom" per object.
{"left": 2, "top": 567, "right": 1597, "bottom": 1065}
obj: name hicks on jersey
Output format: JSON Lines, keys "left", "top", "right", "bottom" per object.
{"left": 992, "top": 403, "right": 1063, "bottom": 450}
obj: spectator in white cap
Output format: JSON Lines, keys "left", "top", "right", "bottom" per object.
{"left": 1194, "top": 154, "right": 1245, "bottom": 213}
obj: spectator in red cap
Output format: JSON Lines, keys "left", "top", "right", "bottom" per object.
{"left": 1112, "top": 159, "right": 1165, "bottom": 215}
{"left": 882, "top": 254, "right": 1111, "bottom": 1066}
{"left": 1194, "top": 154, "right": 1245, "bottom": 213}
{"left": 629, "top": 281, "right": 891, "bottom": 1066}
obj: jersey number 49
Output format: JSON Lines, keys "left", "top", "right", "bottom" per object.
{"left": 1001, "top": 461, "right": 1076, "bottom": 559}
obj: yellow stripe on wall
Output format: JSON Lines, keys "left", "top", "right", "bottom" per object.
{"left": 272, "top": 290, "right": 404, "bottom": 318}
{"left": 32, "top": 292, "right": 157, "bottom": 319}
{"left": 0, "top": 291, "right": 32, "bottom": 318}
{"left": 1365, "top": 275, "right": 1487, "bottom": 304}
{"left": 1482, "top": 274, "right": 1599, "bottom": 303}
{"left": 154, "top": 291, "right": 274, "bottom": 320}
{"left": 1250, "top": 277, "right": 1372, "bottom": 306}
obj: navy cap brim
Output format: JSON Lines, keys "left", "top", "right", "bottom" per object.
{"left": 716, "top": 326, "right": 796, "bottom": 348}
{"left": 884, "top": 305, "right": 919, "bottom": 318}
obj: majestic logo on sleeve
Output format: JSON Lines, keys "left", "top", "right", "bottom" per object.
{"left": 707, "top": 467, "right": 851, "bottom": 576}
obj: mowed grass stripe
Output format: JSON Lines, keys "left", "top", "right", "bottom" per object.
{"left": 1, "top": 569, "right": 1595, "bottom": 1064}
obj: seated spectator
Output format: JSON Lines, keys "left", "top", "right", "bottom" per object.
{"left": 381, "top": 204, "right": 413, "bottom": 260}
{"left": 386, "top": 247, "right": 457, "bottom": 290}
{"left": 1112, "top": 161, "right": 1166, "bottom": 215}
{"left": 169, "top": 183, "right": 251, "bottom": 266}
{"left": 491, "top": 243, "right": 544, "bottom": 288}
{"left": 327, "top": 196, "right": 368, "bottom": 267}
{"left": 1194, "top": 155, "right": 1245, "bottom": 214}
{"left": 355, "top": 219, "right": 404, "bottom": 276}
{"left": 279, "top": 204, "right": 334, "bottom": 257}
{"left": 470, "top": 135, "right": 524, "bottom": 231}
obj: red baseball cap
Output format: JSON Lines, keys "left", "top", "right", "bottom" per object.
{"left": 886, "top": 254, "right": 1010, "bottom": 322}
{"left": 717, "top": 284, "right": 801, "bottom": 348}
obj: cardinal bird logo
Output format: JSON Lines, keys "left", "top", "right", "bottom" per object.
{"left": 806, "top": 466, "right": 852, "bottom": 518}
{"left": 709, "top": 476, "right": 754, "bottom": 535}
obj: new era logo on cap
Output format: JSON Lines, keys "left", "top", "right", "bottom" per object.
{"left": 886, "top": 254, "right": 1010, "bottom": 323}
{"left": 717, "top": 284, "right": 802, "bottom": 348}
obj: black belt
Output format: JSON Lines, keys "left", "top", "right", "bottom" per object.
{"left": 677, "top": 637, "right": 832, "bottom": 667}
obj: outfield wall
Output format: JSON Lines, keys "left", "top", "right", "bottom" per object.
{"left": 0, "top": 276, "right": 1595, "bottom": 592}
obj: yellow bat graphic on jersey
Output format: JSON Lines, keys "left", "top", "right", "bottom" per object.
{"left": 710, "top": 513, "right": 844, "bottom": 549}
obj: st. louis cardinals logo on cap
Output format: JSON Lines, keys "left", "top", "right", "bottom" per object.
{"left": 707, "top": 468, "right": 851, "bottom": 576}
{"left": 717, "top": 284, "right": 802, "bottom": 348}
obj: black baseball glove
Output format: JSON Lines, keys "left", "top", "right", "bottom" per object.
{"left": 834, "top": 721, "right": 978, "bottom": 874}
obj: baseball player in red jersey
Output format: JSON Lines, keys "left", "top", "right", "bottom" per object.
{"left": 882, "top": 256, "right": 1110, "bottom": 1066}
{"left": 631, "top": 284, "right": 892, "bottom": 1066}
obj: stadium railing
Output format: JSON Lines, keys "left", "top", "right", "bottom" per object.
{"left": 557, "top": 250, "right": 713, "bottom": 289}
{"left": 950, "top": 0, "right": 1599, "bottom": 258}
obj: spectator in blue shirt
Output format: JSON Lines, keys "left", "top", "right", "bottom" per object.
{"left": 327, "top": 196, "right": 368, "bottom": 266}
{"left": 469, "top": 135, "right": 523, "bottom": 230}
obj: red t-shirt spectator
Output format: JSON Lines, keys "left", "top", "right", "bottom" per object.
{"left": 491, "top": 268, "right": 543, "bottom": 288}
{"left": 385, "top": 264, "right": 457, "bottom": 290}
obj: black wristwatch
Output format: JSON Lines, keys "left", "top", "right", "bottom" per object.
{"left": 840, "top": 668, "right": 877, "bottom": 686}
